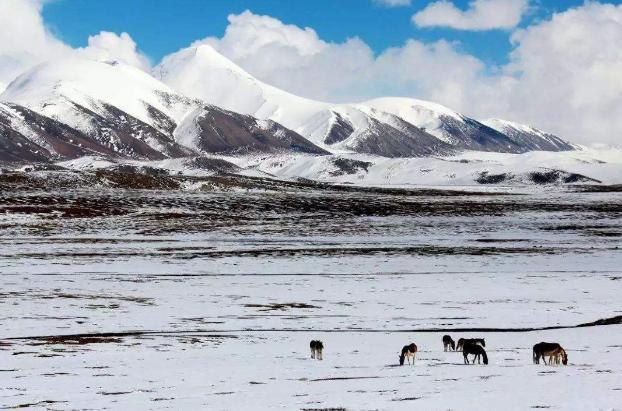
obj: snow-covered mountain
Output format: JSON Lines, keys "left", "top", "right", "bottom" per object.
{"left": 155, "top": 44, "right": 575, "bottom": 156}
{"left": 0, "top": 46, "right": 578, "bottom": 167}
{"left": 0, "top": 59, "right": 326, "bottom": 161}
{"left": 482, "top": 118, "right": 576, "bottom": 152}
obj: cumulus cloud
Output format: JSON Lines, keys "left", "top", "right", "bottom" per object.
{"left": 192, "top": 11, "right": 376, "bottom": 102}
{"left": 374, "top": 0, "right": 412, "bottom": 6}
{"left": 0, "top": 0, "right": 72, "bottom": 88}
{"left": 0, "top": 0, "right": 148, "bottom": 89}
{"left": 79, "top": 32, "right": 150, "bottom": 70}
{"left": 191, "top": 11, "right": 490, "bottom": 104}
{"left": 413, "top": 0, "right": 529, "bottom": 30}
{"left": 190, "top": 10, "right": 497, "bottom": 105}
{"left": 493, "top": 2, "right": 622, "bottom": 145}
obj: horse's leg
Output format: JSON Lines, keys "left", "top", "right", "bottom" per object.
{"left": 319, "top": 349, "right": 323, "bottom": 360}
{"left": 311, "top": 348, "right": 315, "bottom": 359}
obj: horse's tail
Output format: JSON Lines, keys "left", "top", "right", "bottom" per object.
{"left": 482, "top": 350, "right": 488, "bottom": 365}
{"left": 533, "top": 346, "right": 537, "bottom": 364}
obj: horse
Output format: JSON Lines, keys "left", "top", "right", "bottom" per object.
{"left": 399, "top": 343, "right": 418, "bottom": 365}
{"left": 463, "top": 342, "right": 488, "bottom": 365}
{"left": 442, "top": 335, "right": 456, "bottom": 351}
{"left": 533, "top": 342, "right": 567, "bottom": 365}
{"left": 310, "top": 340, "right": 324, "bottom": 360}
{"left": 456, "top": 338, "right": 485, "bottom": 351}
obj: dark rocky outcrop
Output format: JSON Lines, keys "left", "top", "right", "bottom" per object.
{"left": 187, "top": 106, "right": 329, "bottom": 155}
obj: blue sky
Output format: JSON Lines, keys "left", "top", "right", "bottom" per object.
{"left": 42, "top": 0, "right": 588, "bottom": 67}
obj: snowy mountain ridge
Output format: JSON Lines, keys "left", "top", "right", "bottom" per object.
{"left": 0, "top": 46, "right": 582, "bottom": 184}
{"left": 155, "top": 44, "right": 575, "bottom": 155}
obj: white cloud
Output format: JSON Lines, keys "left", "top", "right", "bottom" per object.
{"left": 0, "top": 0, "right": 148, "bottom": 88}
{"left": 192, "top": 10, "right": 376, "bottom": 102}
{"left": 0, "top": 0, "right": 72, "bottom": 87}
{"left": 374, "top": 0, "right": 412, "bottom": 6}
{"left": 492, "top": 2, "right": 622, "bottom": 145}
{"left": 79, "top": 32, "right": 150, "bottom": 70}
{"left": 413, "top": 0, "right": 529, "bottom": 30}
{"left": 191, "top": 10, "right": 496, "bottom": 105}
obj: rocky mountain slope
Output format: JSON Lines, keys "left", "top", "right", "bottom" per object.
{"left": 482, "top": 118, "right": 576, "bottom": 152}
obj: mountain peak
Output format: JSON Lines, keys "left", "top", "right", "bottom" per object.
{"left": 155, "top": 44, "right": 254, "bottom": 81}
{"left": 1, "top": 58, "right": 179, "bottom": 126}
{"left": 154, "top": 45, "right": 328, "bottom": 131}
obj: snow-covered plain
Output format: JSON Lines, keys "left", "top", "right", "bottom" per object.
{"left": 52, "top": 145, "right": 622, "bottom": 187}
{"left": 0, "top": 184, "right": 621, "bottom": 410}
{"left": 223, "top": 146, "right": 622, "bottom": 186}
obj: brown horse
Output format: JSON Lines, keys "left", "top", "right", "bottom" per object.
{"left": 533, "top": 342, "right": 567, "bottom": 365}
{"left": 442, "top": 335, "right": 456, "bottom": 351}
{"left": 456, "top": 338, "right": 485, "bottom": 351}
{"left": 463, "top": 342, "right": 488, "bottom": 365}
{"left": 310, "top": 340, "right": 324, "bottom": 360}
{"left": 399, "top": 343, "right": 418, "bottom": 365}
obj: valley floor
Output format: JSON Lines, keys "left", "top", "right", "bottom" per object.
{"left": 0, "top": 184, "right": 620, "bottom": 410}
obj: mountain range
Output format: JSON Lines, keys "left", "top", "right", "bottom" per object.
{"left": 0, "top": 44, "right": 575, "bottom": 164}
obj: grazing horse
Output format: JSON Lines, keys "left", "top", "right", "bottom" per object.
{"left": 399, "top": 343, "right": 418, "bottom": 365}
{"left": 463, "top": 342, "right": 488, "bottom": 365}
{"left": 533, "top": 342, "right": 567, "bottom": 365}
{"left": 456, "top": 338, "right": 485, "bottom": 351}
{"left": 310, "top": 340, "right": 324, "bottom": 360}
{"left": 442, "top": 335, "right": 456, "bottom": 351}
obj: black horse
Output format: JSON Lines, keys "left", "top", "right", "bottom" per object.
{"left": 463, "top": 342, "right": 488, "bottom": 365}
{"left": 310, "top": 340, "right": 324, "bottom": 360}
{"left": 456, "top": 338, "right": 485, "bottom": 351}
{"left": 533, "top": 342, "right": 567, "bottom": 365}
{"left": 442, "top": 335, "right": 456, "bottom": 351}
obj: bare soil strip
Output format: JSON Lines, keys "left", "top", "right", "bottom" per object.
{"left": 3, "top": 315, "right": 620, "bottom": 342}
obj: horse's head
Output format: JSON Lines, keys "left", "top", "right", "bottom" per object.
{"left": 561, "top": 350, "right": 568, "bottom": 365}
{"left": 450, "top": 340, "right": 456, "bottom": 350}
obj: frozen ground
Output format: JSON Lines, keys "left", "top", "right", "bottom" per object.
{"left": 0, "top": 185, "right": 620, "bottom": 410}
